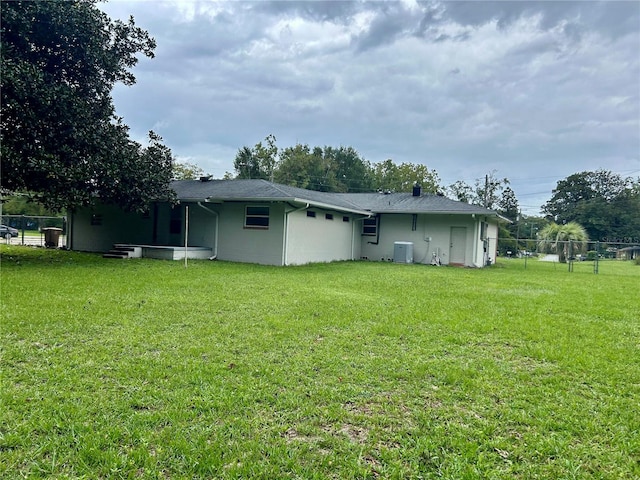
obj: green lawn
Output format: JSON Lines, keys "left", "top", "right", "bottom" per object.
{"left": 1, "top": 246, "right": 639, "bottom": 479}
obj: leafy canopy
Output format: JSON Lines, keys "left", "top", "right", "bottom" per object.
{"left": 542, "top": 170, "right": 640, "bottom": 242}
{"left": 446, "top": 171, "right": 511, "bottom": 211}
{"left": 233, "top": 136, "right": 440, "bottom": 194}
{"left": 172, "top": 161, "right": 205, "bottom": 180}
{"left": 1, "top": 0, "right": 175, "bottom": 212}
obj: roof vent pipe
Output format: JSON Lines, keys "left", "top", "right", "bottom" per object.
{"left": 413, "top": 184, "right": 421, "bottom": 197}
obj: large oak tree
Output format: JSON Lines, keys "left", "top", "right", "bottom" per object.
{"left": 1, "top": 0, "right": 174, "bottom": 212}
{"left": 542, "top": 170, "right": 640, "bottom": 242}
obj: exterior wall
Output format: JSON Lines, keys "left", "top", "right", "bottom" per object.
{"left": 359, "top": 214, "right": 484, "bottom": 267}
{"left": 286, "top": 209, "right": 357, "bottom": 265}
{"left": 72, "top": 201, "right": 285, "bottom": 265}
{"left": 485, "top": 220, "right": 499, "bottom": 266}
{"left": 71, "top": 200, "right": 500, "bottom": 267}
{"left": 71, "top": 205, "right": 154, "bottom": 252}
{"left": 215, "top": 202, "right": 285, "bottom": 266}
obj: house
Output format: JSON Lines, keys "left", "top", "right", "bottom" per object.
{"left": 616, "top": 246, "right": 640, "bottom": 260}
{"left": 68, "top": 179, "right": 505, "bottom": 267}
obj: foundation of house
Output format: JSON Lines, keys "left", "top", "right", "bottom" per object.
{"left": 105, "top": 244, "right": 213, "bottom": 260}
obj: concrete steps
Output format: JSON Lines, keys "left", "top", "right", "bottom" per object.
{"left": 103, "top": 245, "right": 142, "bottom": 259}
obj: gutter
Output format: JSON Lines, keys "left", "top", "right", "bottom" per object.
{"left": 472, "top": 217, "right": 480, "bottom": 268}
{"left": 282, "top": 203, "right": 309, "bottom": 266}
{"left": 181, "top": 196, "right": 370, "bottom": 216}
{"left": 197, "top": 202, "right": 219, "bottom": 259}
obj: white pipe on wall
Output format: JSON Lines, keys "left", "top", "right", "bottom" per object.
{"left": 282, "top": 203, "right": 309, "bottom": 266}
{"left": 197, "top": 202, "right": 219, "bottom": 259}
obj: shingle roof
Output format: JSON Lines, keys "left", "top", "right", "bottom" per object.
{"left": 171, "top": 179, "right": 369, "bottom": 214}
{"left": 334, "top": 192, "right": 500, "bottom": 215}
{"left": 171, "top": 179, "right": 502, "bottom": 218}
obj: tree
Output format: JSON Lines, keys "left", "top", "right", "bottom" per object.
{"left": 538, "top": 221, "right": 589, "bottom": 263}
{"left": 172, "top": 161, "right": 204, "bottom": 180}
{"left": 274, "top": 145, "right": 371, "bottom": 192}
{"left": 1, "top": 0, "right": 175, "bottom": 212}
{"left": 497, "top": 186, "right": 519, "bottom": 222}
{"left": 447, "top": 180, "right": 474, "bottom": 203}
{"left": 233, "top": 135, "right": 278, "bottom": 180}
{"left": 446, "top": 172, "right": 510, "bottom": 209}
{"left": 273, "top": 144, "right": 315, "bottom": 188}
{"left": 371, "top": 159, "right": 440, "bottom": 193}
{"left": 542, "top": 170, "right": 640, "bottom": 242}
{"left": 233, "top": 146, "right": 260, "bottom": 179}
{"left": 324, "top": 146, "right": 372, "bottom": 193}
{"left": 1, "top": 195, "right": 57, "bottom": 216}
{"left": 474, "top": 171, "right": 510, "bottom": 209}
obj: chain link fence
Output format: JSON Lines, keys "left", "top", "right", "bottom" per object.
{"left": 1, "top": 214, "right": 67, "bottom": 248}
{"left": 496, "top": 236, "right": 640, "bottom": 273}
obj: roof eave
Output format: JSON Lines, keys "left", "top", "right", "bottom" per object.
{"left": 182, "top": 196, "right": 371, "bottom": 216}
{"left": 372, "top": 209, "right": 505, "bottom": 217}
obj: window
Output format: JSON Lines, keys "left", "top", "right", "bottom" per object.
{"left": 245, "top": 206, "right": 269, "bottom": 228}
{"left": 90, "top": 214, "right": 102, "bottom": 226}
{"left": 343, "top": 216, "right": 350, "bottom": 222}
{"left": 307, "top": 211, "right": 316, "bottom": 218}
{"left": 362, "top": 217, "right": 378, "bottom": 236}
{"left": 325, "top": 213, "right": 333, "bottom": 220}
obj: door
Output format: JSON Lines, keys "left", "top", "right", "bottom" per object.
{"left": 449, "top": 227, "right": 466, "bottom": 265}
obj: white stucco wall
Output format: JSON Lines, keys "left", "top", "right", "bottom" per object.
{"left": 71, "top": 201, "right": 501, "bottom": 267}
{"left": 215, "top": 202, "right": 285, "bottom": 265}
{"left": 486, "top": 220, "right": 499, "bottom": 265}
{"left": 359, "top": 214, "right": 486, "bottom": 267}
{"left": 286, "top": 209, "right": 356, "bottom": 265}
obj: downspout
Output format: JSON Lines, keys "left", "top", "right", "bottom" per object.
{"left": 68, "top": 211, "right": 74, "bottom": 250}
{"left": 353, "top": 214, "right": 374, "bottom": 259}
{"left": 472, "top": 214, "right": 479, "bottom": 268}
{"left": 366, "top": 214, "right": 381, "bottom": 245}
{"left": 282, "top": 203, "right": 309, "bottom": 266}
{"left": 197, "top": 202, "right": 219, "bottom": 259}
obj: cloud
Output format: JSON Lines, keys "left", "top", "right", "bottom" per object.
{"left": 99, "top": 0, "right": 640, "bottom": 214}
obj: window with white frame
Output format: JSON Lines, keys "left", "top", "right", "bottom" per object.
{"left": 362, "top": 217, "right": 378, "bottom": 236}
{"left": 245, "top": 206, "right": 270, "bottom": 228}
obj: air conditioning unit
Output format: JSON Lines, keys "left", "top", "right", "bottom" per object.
{"left": 393, "top": 242, "right": 413, "bottom": 263}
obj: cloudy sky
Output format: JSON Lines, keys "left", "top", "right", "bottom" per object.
{"left": 99, "top": 0, "right": 640, "bottom": 214}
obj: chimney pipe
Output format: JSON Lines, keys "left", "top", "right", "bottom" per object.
{"left": 412, "top": 184, "right": 421, "bottom": 197}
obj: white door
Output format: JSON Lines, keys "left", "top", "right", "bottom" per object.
{"left": 450, "top": 227, "right": 466, "bottom": 265}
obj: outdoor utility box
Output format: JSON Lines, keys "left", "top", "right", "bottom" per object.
{"left": 42, "top": 227, "right": 63, "bottom": 248}
{"left": 393, "top": 241, "right": 414, "bottom": 263}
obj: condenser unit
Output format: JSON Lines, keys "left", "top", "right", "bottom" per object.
{"left": 393, "top": 242, "right": 414, "bottom": 263}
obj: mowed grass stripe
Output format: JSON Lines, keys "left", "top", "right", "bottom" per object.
{"left": 1, "top": 245, "right": 638, "bottom": 479}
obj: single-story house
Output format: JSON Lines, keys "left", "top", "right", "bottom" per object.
{"left": 68, "top": 178, "right": 506, "bottom": 267}
{"left": 616, "top": 246, "right": 640, "bottom": 260}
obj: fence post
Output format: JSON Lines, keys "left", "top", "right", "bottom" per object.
{"left": 594, "top": 241, "right": 599, "bottom": 274}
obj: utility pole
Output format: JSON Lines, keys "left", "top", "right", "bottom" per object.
{"left": 484, "top": 174, "right": 489, "bottom": 208}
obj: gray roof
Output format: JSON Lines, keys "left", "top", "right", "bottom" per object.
{"left": 172, "top": 179, "right": 369, "bottom": 214}
{"left": 334, "top": 192, "right": 501, "bottom": 216}
{"left": 171, "top": 179, "right": 503, "bottom": 218}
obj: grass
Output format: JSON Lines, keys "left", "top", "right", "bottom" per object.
{"left": 1, "top": 245, "right": 639, "bottom": 479}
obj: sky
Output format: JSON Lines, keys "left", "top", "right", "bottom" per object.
{"left": 99, "top": 0, "right": 640, "bottom": 215}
